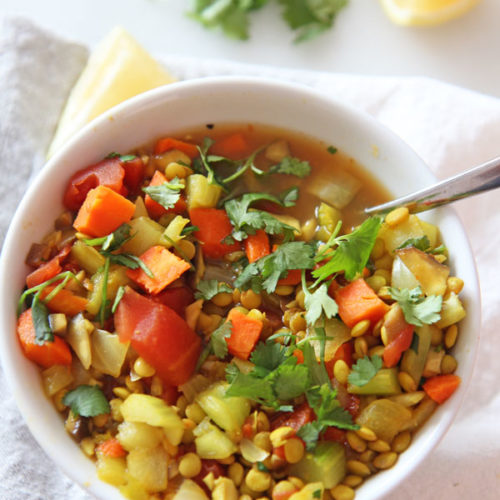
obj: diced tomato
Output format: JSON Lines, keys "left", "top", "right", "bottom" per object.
{"left": 63, "top": 158, "right": 125, "bottom": 211}
{"left": 271, "top": 402, "right": 315, "bottom": 432}
{"left": 225, "top": 309, "right": 262, "bottom": 360}
{"left": 325, "top": 341, "right": 354, "bottom": 377}
{"left": 277, "top": 269, "right": 302, "bottom": 286}
{"left": 383, "top": 323, "right": 414, "bottom": 368}
{"left": 154, "top": 137, "right": 199, "bottom": 159}
{"left": 322, "top": 427, "right": 347, "bottom": 444}
{"left": 152, "top": 286, "right": 194, "bottom": 318}
{"left": 122, "top": 156, "right": 145, "bottom": 192}
{"left": 162, "top": 384, "right": 179, "bottom": 405}
{"left": 115, "top": 287, "right": 201, "bottom": 386}
{"left": 333, "top": 379, "right": 360, "bottom": 419}
{"left": 25, "top": 246, "right": 71, "bottom": 289}
{"left": 144, "top": 170, "right": 186, "bottom": 219}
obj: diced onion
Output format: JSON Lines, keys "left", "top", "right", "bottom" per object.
{"left": 239, "top": 438, "right": 270, "bottom": 463}
{"left": 391, "top": 255, "right": 419, "bottom": 290}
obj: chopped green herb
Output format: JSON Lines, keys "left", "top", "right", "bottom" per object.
{"left": 105, "top": 253, "right": 154, "bottom": 278}
{"left": 98, "top": 257, "right": 111, "bottom": 326}
{"left": 348, "top": 355, "right": 383, "bottom": 387}
{"left": 142, "top": 176, "right": 184, "bottom": 210}
{"left": 327, "top": 146, "right": 338, "bottom": 154}
{"left": 253, "top": 156, "right": 311, "bottom": 178}
{"left": 396, "top": 235, "right": 431, "bottom": 252}
{"left": 210, "top": 320, "right": 233, "bottom": 359}
{"left": 62, "top": 385, "right": 110, "bottom": 417}
{"left": 257, "top": 461, "right": 269, "bottom": 472}
{"left": 313, "top": 489, "right": 322, "bottom": 499}
{"left": 302, "top": 271, "right": 338, "bottom": 326}
{"left": 111, "top": 285, "right": 126, "bottom": 314}
{"left": 195, "top": 279, "right": 233, "bottom": 300}
{"left": 31, "top": 295, "right": 53, "bottom": 344}
{"left": 388, "top": 286, "right": 442, "bottom": 327}
{"left": 181, "top": 225, "right": 199, "bottom": 236}
{"left": 119, "top": 154, "right": 137, "bottom": 162}
{"left": 84, "top": 223, "right": 133, "bottom": 252}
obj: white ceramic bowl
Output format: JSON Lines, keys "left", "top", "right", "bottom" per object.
{"left": 0, "top": 77, "right": 480, "bottom": 500}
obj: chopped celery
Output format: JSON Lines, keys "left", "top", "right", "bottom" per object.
{"left": 96, "top": 455, "right": 127, "bottom": 486}
{"left": 71, "top": 240, "right": 105, "bottom": 274}
{"left": 436, "top": 292, "right": 466, "bottom": 328}
{"left": 126, "top": 445, "right": 168, "bottom": 493}
{"left": 91, "top": 328, "right": 129, "bottom": 377}
{"left": 120, "top": 394, "right": 184, "bottom": 446}
{"left": 121, "top": 217, "right": 163, "bottom": 256}
{"left": 186, "top": 174, "right": 222, "bottom": 210}
{"left": 289, "top": 441, "right": 345, "bottom": 489}
{"left": 316, "top": 202, "right": 341, "bottom": 242}
{"left": 348, "top": 368, "right": 401, "bottom": 396}
{"left": 356, "top": 398, "right": 412, "bottom": 442}
{"left": 193, "top": 418, "right": 237, "bottom": 459}
{"left": 159, "top": 215, "right": 190, "bottom": 248}
{"left": 195, "top": 381, "right": 251, "bottom": 433}
{"left": 401, "top": 324, "right": 432, "bottom": 384}
{"left": 41, "top": 364, "right": 73, "bottom": 396}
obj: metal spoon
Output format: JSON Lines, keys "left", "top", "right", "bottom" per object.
{"left": 365, "top": 156, "right": 500, "bottom": 215}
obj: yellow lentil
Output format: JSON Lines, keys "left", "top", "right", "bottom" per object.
{"left": 165, "top": 161, "right": 190, "bottom": 179}
{"left": 53, "top": 390, "right": 67, "bottom": 412}
{"left": 109, "top": 398, "right": 124, "bottom": 422}
{"left": 228, "top": 462, "right": 245, "bottom": 486}
{"left": 288, "top": 477, "right": 305, "bottom": 490}
{"left": 241, "top": 289, "right": 262, "bottom": 310}
{"left": 212, "top": 292, "right": 234, "bottom": 307}
{"left": 182, "top": 418, "right": 197, "bottom": 431}
{"left": 80, "top": 437, "right": 95, "bottom": 457}
{"left": 330, "top": 484, "right": 355, "bottom": 500}
{"left": 359, "top": 450, "right": 376, "bottom": 463}
{"left": 373, "top": 452, "right": 398, "bottom": 470}
{"left": 373, "top": 269, "right": 392, "bottom": 284}
{"left": 430, "top": 327, "right": 443, "bottom": 346}
{"left": 369, "top": 345, "right": 385, "bottom": 358}
{"left": 254, "top": 432, "right": 272, "bottom": 453}
{"left": 256, "top": 411, "right": 270, "bottom": 432}
{"left": 270, "top": 427, "right": 295, "bottom": 448}
{"left": 289, "top": 312, "right": 307, "bottom": 334}
{"left": 150, "top": 375, "right": 163, "bottom": 397}
{"left": 351, "top": 319, "right": 371, "bottom": 338}
{"left": 445, "top": 324, "right": 458, "bottom": 349}
{"left": 232, "top": 288, "right": 241, "bottom": 303}
{"left": 245, "top": 469, "right": 272, "bottom": 492}
{"left": 346, "top": 460, "right": 371, "bottom": 477}
{"left": 300, "top": 218, "right": 317, "bottom": 242}
{"left": 356, "top": 426, "right": 377, "bottom": 442}
{"left": 346, "top": 431, "right": 367, "bottom": 453}
{"left": 275, "top": 285, "right": 294, "bottom": 296}
{"left": 385, "top": 207, "right": 409, "bottom": 228}
{"left": 368, "top": 439, "right": 391, "bottom": 453}
{"left": 112, "top": 387, "right": 130, "bottom": 400}
{"left": 93, "top": 413, "right": 108, "bottom": 428}
{"left": 125, "top": 375, "right": 143, "bottom": 394}
{"left": 441, "top": 354, "right": 458, "bottom": 374}
{"left": 133, "top": 357, "right": 156, "bottom": 378}
{"left": 247, "top": 309, "right": 265, "bottom": 322}
{"left": 178, "top": 239, "right": 197, "bottom": 261}
{"left": 365, "top": 275, "right": 386, "bottom": 293}
{"left": 447, "top": 277, "right": 464, "bottom": 295}
{"left": 398, "top": 371, "right": 417, "bottom": 393}
{"left": 377, "top": 286, "right": 392, "bottom": 301}
{"left": 272, "top": 481, "right": 298, "bottom": 500}
{"left": 343, "top": 475, "right": 363, "bottom": 488}
{"left": 176, "top": 395, "right": 188, "bottom": 414}
{"left": 295, "top": 289, "right": 306, "bottom": 309}
{"left": 284, "top": 438, "right": 305, "bottom": 464}
{"left": 333, "top": 360, "right": 350, "bottom": 385}
{"left": 392, "top": 431, "right": 411, "bottom": 453}
{"left": 185, "top": 403, "right": 206, "bottom": 424}
{"left": 354, "top": 337, "right": 368, "bottom": 358}
{"left": 179, "top": 453, "right": 202, "bottom": 478}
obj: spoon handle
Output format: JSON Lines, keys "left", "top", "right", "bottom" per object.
{"left": 365, "top": 156, "right": 500, "bottom": 215}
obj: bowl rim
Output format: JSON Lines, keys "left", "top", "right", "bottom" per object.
{"left": 0, "top": 75, "right": 481, "bottom": 500}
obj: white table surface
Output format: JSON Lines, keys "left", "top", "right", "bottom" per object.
{"left": 2, "top": 0, "right": 500, "bottom": 99}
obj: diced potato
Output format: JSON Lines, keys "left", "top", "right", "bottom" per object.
{"left": 66, "top": 313, "right": 93, "bottom": 369}
{"left": 119, "top": 475, "right": 149, "bottom": 500}
{"left": 117, "top": 421, "right": 164, "bottom": 451}
{"left": 91, "top": 329, "right": 129, "bottom": 377}
{"left": 173, "top": 479, "right": 209, "bottom": 500}
{"left": 159, "top": 215, "right": 190, "bottom": 248}
{"left": 396, "top": 247, "right": 449, "bottom": 296}
{"left": 436, "top": 292, "right": 466, "bottom": 328}
{"left": 186, "top": 174, "right": 222, "bottom": 210}
{"left": 378, "top": 215, "right": 426, "bottom": 254}
{"left": 265, "top": 139, "right": 290, "bottom": 162}
{"left": 42, "top": 364, "right": 73, "bottom": 397}
{"left": 71, "top": 240, "right": 106, "bottom": 274}
{"left": 126, "top": 445, "right": 168, "bottom": 492}
{"left": 96, "top": 455, "right": 127, "bottom": 486}
{"left": 194, "top": 418, "right": 237, "bottom": 459}
{"left": 356, "top": 399, "right": 412, "bottom": 443}
{"left": 306, "top": 170, "right": 361, "bottom": 209}
{"left": 120, "top": 394, "right": 184, "bottom": 446}
{"left": 417, "top": 219, "right": 439, "bottom": 248}
{"left": 121, "top": 216, "right": 163, "bottom": 256}
{"left": 195, "top": 381, "right": 251, "bottom": 433}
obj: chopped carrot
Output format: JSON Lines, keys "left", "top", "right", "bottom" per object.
{"left": 325, "top": 341, "right": 354, "bottom": 377}
{"left": 225, "top": 308, "right": 263, "bottom": 360}
{"left": 292, "top": 349, "right": 304, "bottom": 364}
{"left": 126, "top": 245, "right": 191, "bottom": 295}
{"left": 189, "top": 208, "right": 242, "bottom": 259}
{"left": 423, "top": 374, "right": 461, "bottom": 404}
{"left": 335, "top": 278, "right": 390, "bottom": 328}
{"left": 277, "top": 269, "right": 302, "bottom": 286}
{"left": 244, "top": 230, "right": 270, "bottom": 263}
{"left": 154, "top": 137, "right": 199, "bottom": 159}
{"left": 73, "top": 185, "right": 135, "bottom": 237}
{"left": 96, "top": 438, "right": 126, "bottom": 458}
{"left": 40, "top": 286, "right": 88, "bottom": 316}
{"left": 17, "top": 309, "right": 72, "bottom": 368}
{"left": 210, "top": 132, "right": 251, "bottom": 160}
{"left": 144, "top": 170, "right": 186, "bottom": 219}
{"left": 25, "top": 246, "right": 71, "bottom": 289}
{"left": 383, "top": 323, "right": 414, "bottom": 368}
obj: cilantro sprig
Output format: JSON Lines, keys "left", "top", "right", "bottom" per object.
{"left": 347, "top": 355, "right": 382, "bottom": 387}
{"left": 62, "top": 385, "right": 110, "bottom": 417}
{"left": 388, "top": 286, "right": 442, "bottom": 327}
{"left": 195, "top": 279, "right": 233, "bottom": 300}
{"left": 252, "top": 156, "right": 311, "bottom": 178}
{"left": 142, "top": 176, "right": 184, "bottom": 210}
{"left": 301, "top": 270, "right": 338, "bottom": 326}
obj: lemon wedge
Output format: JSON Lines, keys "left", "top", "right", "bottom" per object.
{"left": 48, "top": 27, "right": 175, "bottom": 157}
{"left": 380, "top": 0, "right": 481, "bottom": 26}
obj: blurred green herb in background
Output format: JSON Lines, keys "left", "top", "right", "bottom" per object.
{"left": 190, "top": 0, "right": 349, "bottom": 43}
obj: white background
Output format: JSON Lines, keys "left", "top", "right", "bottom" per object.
{"left": 2, "top": 0, "right": 500, "bottom": 98}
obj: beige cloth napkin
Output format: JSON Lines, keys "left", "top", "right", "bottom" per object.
{"left": 0, "top": 15, "right": 499, "bottom": 500}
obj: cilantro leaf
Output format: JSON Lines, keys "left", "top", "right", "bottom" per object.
{"left": 312, "top": 217, "right": 382, "bottom": 282}
{"left": 297, "top": 421, "right": 322, "bottom": 450}
{"left": 301, "top": 340, "right": 330, "bottom": 386}
{"left": 250, "top": 342, "right": 287, "bottom": 373}
{"left": 279, "top": 0, "right": 349, "bottom": 43}
{"left": 396, "top": 235, "right": 431, "bottom": 252}
{"left": 254, "top": 156, "right": 311, "bottom": 178}
{"left": 181, "top": 225, "right": 199, "bottom": 236}
{"left": 302, "top": 272, "right": 338, "bottom": 326}
{"left": 234, "top": 241, "right": 315, "bottom": 293}
{"left": 111, "top": 285, "right": 126, "bottom": 314}
{"left": 224, "top": 190, "right": 299, "bottom": 242}
{"left": 348, "top": 355, "right": 382, "bottom": 387}
{"left": 270, "top": 363, "right": 311, "bottom": 400}
{"left": 210, "top": 320, "right": 233, "bottom": 359}
{"left": 195, "top": 279, "right": 233, "bottom": 300}
{"left": 32, "top": 294, "right": 53, "bottom": 344}
{"left": 225, "top": 371, "right": 275, "bottom": 404}
{"left": 142, "top": 177, "right": 183, "bottom": 210}
{"left": 84, "top": 223, "right": 133, "bottom": 252}
{"left": 62, "top": 385, "right": 110, "bottom": 417}
{"left": 194, "top": 138, "right": 228, "bottom": 190}
{"left": 389, "top": 286, "right": 442, "bottom": 327}
{"left": 327, "top": 146, "right": 337, "bottom": 154}
{"left": 105, "top": 253, "right": 154, "bottom": 278}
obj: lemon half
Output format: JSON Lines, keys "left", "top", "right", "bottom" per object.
{"left": 380, "top": 0, "right": 481, "bottom": 26}
{"left": 48, "top": 27, "right": 175, "bottom": 157}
